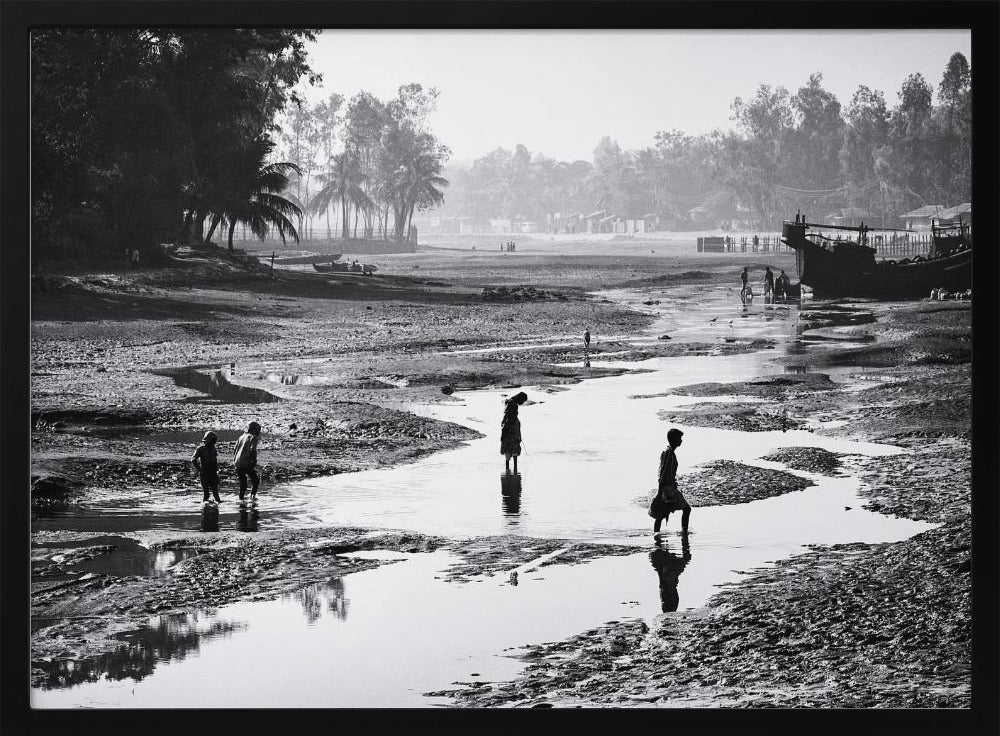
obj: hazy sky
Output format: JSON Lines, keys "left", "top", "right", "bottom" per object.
{"left": 302, "top": 30, "right": 971, "bottom": 164}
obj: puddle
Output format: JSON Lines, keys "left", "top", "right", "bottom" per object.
{"left": 154, "top": 364, "right": 281, "bottom": 404}
{"left": 31, "top": 612, "right": 246, "bottom": 693}
{"left": 33, "top": 504, "right": 286, "bottom": 535}
{"left": 32, "top": 536, "right": 201, "bottom": 579}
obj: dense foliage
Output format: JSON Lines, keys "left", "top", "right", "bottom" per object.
{"left": 31, "top": 28, "right": 319, "bottom": 260}
{"left": 437, "top": 55, "right": 971, "bottom": 230}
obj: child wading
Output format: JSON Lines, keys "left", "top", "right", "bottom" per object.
{"left": 649, "top": 428, "right": 691, "bottom": 534}
{"left": 192, "top": 431, "right": 221, "bottom": 504}
{"left": 500, "top": 391, "right": 528, "bottom": 474}
{"left": 233, "top": 421, "right": 261, "bottom": 501}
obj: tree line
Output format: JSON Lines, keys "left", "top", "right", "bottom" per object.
{"left": 31, "top": 29, "right": 451, "bottom": 262}
{"left": 437, "top": 53, "right": 971, "bottom": 231}
{"left": 31, "top": 29, "right": 323, "bottom": 260}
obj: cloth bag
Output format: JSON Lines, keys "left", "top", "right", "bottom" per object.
{"left": 647, "top": 490, "right": 667, "bottom": 519}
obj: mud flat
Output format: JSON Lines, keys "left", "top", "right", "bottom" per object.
{"left": 29, "top": 242, "right": 971, "bottom": 707}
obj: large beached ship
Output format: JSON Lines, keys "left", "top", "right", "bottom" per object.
{"left": 780, "top": 216, "right": 972, "bottom": 299}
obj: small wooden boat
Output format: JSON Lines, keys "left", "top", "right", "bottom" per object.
{"left": 781, "top": 217, "right": 971, "bottom": 299}
{"left": 313, "top": 258, "right": 348, "bottom": 273}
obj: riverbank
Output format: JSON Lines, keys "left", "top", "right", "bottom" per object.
{"left": 30, "top": 242, "right": 970, "bottom": 706}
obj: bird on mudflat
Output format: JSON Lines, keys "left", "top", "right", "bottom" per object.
{"left": 709, "top": 317, "right": 717, "bottom": 323}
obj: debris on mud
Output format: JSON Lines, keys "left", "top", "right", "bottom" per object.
{"left": 482, "top": 285, "right": 567, "bottom": 302}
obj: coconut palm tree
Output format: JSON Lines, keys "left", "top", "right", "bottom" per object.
{"left": 391, "top": 150, "right": 448, "bottom": 242}
{"left": 212, "top": 137, "right": 302, "bottom": 251}
{"left": 309, "top": 152, "right": 371, "bottom": 239}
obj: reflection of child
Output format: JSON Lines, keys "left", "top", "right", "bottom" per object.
{"left": 649, "top": 536, "right": 691, "bottom": 612}
{"left": 192, "top": 431, "right": 221, "bottom": 504}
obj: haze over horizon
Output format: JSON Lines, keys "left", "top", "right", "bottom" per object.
{"left": 302, "top": 30, "right": 971, "bottom": 164}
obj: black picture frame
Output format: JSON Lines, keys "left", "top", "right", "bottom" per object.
{"left": 3, "top": 2, "right": 997, "bottom": 734}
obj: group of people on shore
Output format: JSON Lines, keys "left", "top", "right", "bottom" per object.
{"left": 191, "top": 421, "right": 262, "bottom": 504}
{"left": 499, "top": 389, "right": 691, "bottom": 535}
{"left": 740, "top": 265, "right": 791, "bottom": 304}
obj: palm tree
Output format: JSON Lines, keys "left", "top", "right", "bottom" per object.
{"left": 309, "top": 152, "right": 371, "bottom": 239}
{"left": 391, "top": 151, "right": 448, "bottom": 243}
{"left": 213, "top": 137, "right": 302, "bottom": 251}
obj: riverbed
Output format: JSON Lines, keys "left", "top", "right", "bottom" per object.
{"left": 30, "top": 282, "right": 941, "bottom": 708}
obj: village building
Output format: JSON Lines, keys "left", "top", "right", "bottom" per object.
{"left": 935, "top": 202, "right": 972, "bottom": 229}
{"left": 823, "top": 207, "right": 871, "bottom": 228}
{"left": 899, "top": 204, "right": 949, "bottom": 231}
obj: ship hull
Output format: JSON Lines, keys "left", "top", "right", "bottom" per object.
{"left": 783, "top": 223, "right": 972, "bottom": 299}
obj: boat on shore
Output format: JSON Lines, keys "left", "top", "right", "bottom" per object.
{"left": 780, "top": 216, "right": 971, "bottom": 299}
{"left": 313, "top": 260, "right": 348, "bottom": 273}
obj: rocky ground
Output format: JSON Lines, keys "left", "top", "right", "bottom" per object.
{"left": 29, "top": 241, "right": 972, "bottom": 706}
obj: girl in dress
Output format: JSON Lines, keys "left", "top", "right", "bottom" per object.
{"left": 500, "top": 391, "right": 528, "bottom": 473}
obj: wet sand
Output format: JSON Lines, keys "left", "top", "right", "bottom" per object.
{"left": 30, "top": 238, "right": 971, "bottom": 706}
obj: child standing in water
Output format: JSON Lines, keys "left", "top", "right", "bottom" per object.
{"left": 192, "top": 431, "right": 221, "bottom": 504}
{"left": 233, "top": 421, "right": 261, "bottom": 501}
{"left": 500, "top": 391, "right": 528, "bottom": 474}
{"left": 650, "top": 428, "right": 691, "bottom": 534}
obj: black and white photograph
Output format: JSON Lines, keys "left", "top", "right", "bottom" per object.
{"left": 3, "top": 0, "right": 998, "bottom": 727}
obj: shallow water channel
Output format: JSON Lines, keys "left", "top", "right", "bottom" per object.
{"left": 32, "top": 286, "right": 933, "bottom": 708}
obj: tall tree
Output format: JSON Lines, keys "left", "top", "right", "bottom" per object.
{"left": 840, "top": 85, "right": 890, "bottom": 224}
{"left": 724, "top": 84, "right": 795, "bottom": 228}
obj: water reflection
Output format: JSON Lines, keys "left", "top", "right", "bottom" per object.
{"left": 293, "top": 578, "right": 349, "bottom": 624}
{"left": 649, "top": 534, "right": 691, "bottom": 613}
{"left": 61, "top": 538, "right": 200, "bottom": 578}
{"left": 32, "top": 612, "right": 244, "bottom": 690}
{"left": 500, "top": 472, "right": 522, "bottom": 517}
{"left": 237, "top": 506, "right": 260, "bottom": 532}
{"left": 157, "top": 366, "right": 280, "bottom": 404}
{"left": 200, "top": 504, "right": 219, "bottom": 532}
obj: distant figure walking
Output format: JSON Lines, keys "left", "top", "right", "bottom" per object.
{"left": 130, "top": 248, "right": 140, "bottom": 270}
{"left": 584, "top": 328, "right": 591, "bottom": 350}
{"left": 740, "top": 267, "right": 749, "bottom": 303}
{"left": 649, "top": 428, "right": 691, "bottom": 534}
{"left": 764, "top": 266, "right": 774, "bottom": 300}
{"left": 192, "top": 431, "right": 221, "bottom": 504}
{"left": 233, "top": 421, "right": 261, "bottom": 501}
{"left": 500, "top": 391, "right": 528, "bottom": 473}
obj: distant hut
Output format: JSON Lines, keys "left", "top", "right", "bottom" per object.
{"left": 824, "top": 207, "right": 871, "bottom": 228}
{"left": 935, "top": 202, "right": 972, "bottom": 230}
{"left": 899, "top": 205, "right": 948, "bottom": 231}
{"left": 584, "top": 210, "right": 606, "bottom": 233}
